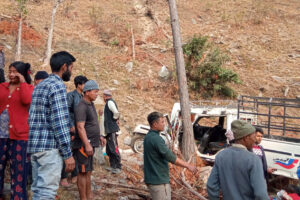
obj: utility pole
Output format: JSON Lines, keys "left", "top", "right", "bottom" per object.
{"left": 167, "top": 0, "right": 195, "bottom": 161}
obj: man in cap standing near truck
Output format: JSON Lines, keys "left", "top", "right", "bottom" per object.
{"left": 207, "top": 120, "right": 269, "bottom": 200}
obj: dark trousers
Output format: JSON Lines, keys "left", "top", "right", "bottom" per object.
{"left": 106, "top": 133, "right": 121, "bottom": 169}
{"left": 0, "top": 138, "right": 29, "bottom": 200}
{"left": 0, "top": 69, "right": 5, "bottom": 83}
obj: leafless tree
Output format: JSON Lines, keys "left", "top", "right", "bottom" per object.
{"left": 15, "top": 0, "right": 27, "bottom": 61}
{"left": 167, "top": 0, "right": 195, "bottom": 161}
{"left": 42, "top": 0, "right": 64, "bottom": 66}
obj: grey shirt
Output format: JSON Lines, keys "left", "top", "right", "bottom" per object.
{"left": 73, "top": 99, "right": 100, "bottom": 148}
{"left": 207, "top": 144, "right": 269, "bottom": 200}
{"left": 67, "top": 89, "right": 83, "bottom": 128}
{"left": 0, "top": 51, "right": 5, "bottom": 69}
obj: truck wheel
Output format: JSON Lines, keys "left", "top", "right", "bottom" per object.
{"left": 131, "top": 135, "right": 144, "bottom": 154}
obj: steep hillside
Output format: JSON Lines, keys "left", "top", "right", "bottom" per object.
{"left": 0, "top": 0, "right": 299, "bottom": 131}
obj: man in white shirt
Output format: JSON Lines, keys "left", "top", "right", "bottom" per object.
{"left": 102, "top": 89, "right": 122, "bottom": 174}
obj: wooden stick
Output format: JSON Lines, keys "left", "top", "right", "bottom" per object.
{"left": 131, "top": 25, "right": 135, "bottom": 60}
{"left": 170, "top": 174, "right": 189, "bottom": 200}
{"left": 94, "top": 180, "right": 148, "bottom": 192}
{"left": 153, "top": 15, "right": 172, "bottom": 41}
{"left": 117, "top": 187, "right": 150, "bottom": 198}
{"left": 0, "top": 14, "right": 12, "bottom": 19}
{"left": 180, "top": 172, "right": 207, "bottom": 200}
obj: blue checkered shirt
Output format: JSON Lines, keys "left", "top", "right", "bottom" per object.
{"left": 28, "top": 74, "right": 72, "bottom": 159}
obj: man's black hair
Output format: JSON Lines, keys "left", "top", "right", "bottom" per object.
{"left": 74, "top": 75, "right": 88, "bottom": 88}
{"left": 255, "top": 127, "right": 264, "bottom": 135}
{"left": 147, "top": 112, "right": 163, "bottom": 127}
{"left": 34, "top": 71, "right": 49, "bottom": 81}
{"left": 50, "top": 51, "right": 76, "bottom": 72}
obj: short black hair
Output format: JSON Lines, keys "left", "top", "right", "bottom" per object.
{"left": 74, "top": 75, "right": 88, "bottom": 88}
{"left": 256, "top": 127, "right": 264, "bottom": 135}
{"left": 147, "top": 112, "right": 163, "bottom": 127}
{"left": 9, "top": 61, "right": 32, "bottom": 84}
{"left": 50, "top": 51, "right": 76, "bottom": 72}
{"left": 34, "top": 71, "right": 49, "bottom": 80}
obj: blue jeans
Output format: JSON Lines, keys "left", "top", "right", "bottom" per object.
{"left": 31, "top": 149, "right": 63, "bottom": 200}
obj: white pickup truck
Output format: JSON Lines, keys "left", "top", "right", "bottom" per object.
{"left": 238, "top": 96, "right": 300, "bottom": 180}
{"left": 176, "top": 96, "right": 300, "bottom": 180}
{"left": 124, "top": 96, "right": 300, "bottom": 180}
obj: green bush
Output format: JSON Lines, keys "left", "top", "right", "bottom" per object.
{"left": 183, "top": 36, "right": 241, "bottom": 98}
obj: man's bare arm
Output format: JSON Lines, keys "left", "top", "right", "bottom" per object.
{"left": 174, "top": 158, "right": 197, "bottom": 173}
{"left": 76, "top": 121, "right": 93, "bottom": 156}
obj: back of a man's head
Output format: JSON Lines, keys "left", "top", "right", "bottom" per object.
{"left": 147, "top": 112, "right": 163, "bottom": 127}
{"left": 74, "top": 75, "right": 88, "bottom": 88}
{"left": 50, "top": 51, "right": 76, "bottom": 72}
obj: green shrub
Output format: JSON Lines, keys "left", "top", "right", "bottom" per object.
{"left": 183, "top": 35, "right": 241, "bottom": 98}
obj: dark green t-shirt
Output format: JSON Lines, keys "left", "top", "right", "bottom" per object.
{"left": 144, "top": 130, "right": 177, "bottom": 185}
{"left": 73, "top": 99, "right": 100, "bottom": 149}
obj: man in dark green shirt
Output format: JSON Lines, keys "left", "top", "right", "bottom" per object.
{"left": 144, "top": 112, "right": 197, "bottom": 200}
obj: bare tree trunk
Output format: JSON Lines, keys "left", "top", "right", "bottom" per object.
{"left": 15, "top": 15, "right": 22, "bottom": 61}
{"left": 167, "top": 0, "right": 195, "bottom": 161}
{"left": 43, "top": 0, "right": 63, "bottom": 66}
{"left": 131, "top": 25, "right": 135, "bottom": 60}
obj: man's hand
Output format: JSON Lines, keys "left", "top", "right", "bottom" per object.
{"left": 64, "top": 156, "right": 75, "bottom": 172}
{"left": 85, "top": 142, "right": 93, "bottom": 156}
{"left": 187, "top": 164, "right": 198, "bottom": 174}
{"left": 116, "top": 120, "right": 120, "bottom": 126}
{"left": 100, "top": 136, "right": 106, "bottom": 146}
{"left": 175, "top": 158, "right": 198, "bottom": 174}
{"left": 267, "top": 168, "right": 277, "bottom": 173}
{"left": 98, "top": 109, "right": 103, "bottom": 116}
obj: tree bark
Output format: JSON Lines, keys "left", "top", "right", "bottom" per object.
{"left": 43, "top": 0, "right": 63, "bottom": 66}
{"left": 167, "top": 0, "right": 195, "bottom": 161}
{"left": 15, "top": 15, "right": 22, "bottom": 61}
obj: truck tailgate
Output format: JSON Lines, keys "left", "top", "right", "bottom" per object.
{"left": 261, "top": 138, "right": 300, "bottom": 179}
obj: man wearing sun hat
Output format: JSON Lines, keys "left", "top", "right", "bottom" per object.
{"left": 207, "top": 120, "right": 269, "bottom": 200}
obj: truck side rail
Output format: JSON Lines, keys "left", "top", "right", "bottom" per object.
{"left": 237, "top": 95, "right": 300, "bottom": 138}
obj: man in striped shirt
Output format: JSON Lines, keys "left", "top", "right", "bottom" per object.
{"left": 28, "top": 51, "right": 76, "bottom": 200}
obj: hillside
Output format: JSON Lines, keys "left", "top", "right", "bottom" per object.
{"left": 0, "top": 0, "right": 299, "bottom": 131}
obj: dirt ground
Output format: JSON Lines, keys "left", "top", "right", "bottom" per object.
{"left": 0, "top": 0, "right": 299, "bottom": 199}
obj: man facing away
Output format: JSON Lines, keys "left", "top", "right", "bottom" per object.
{"left": 102, "top": 89, "right": 122, "bottom": 174}
{"left": 28, "top": 51, "right": 76, "bottom": 199}
{"left": 33, "top": 71, "right": 49, "bottom": 86}
{"left": 73, "top": 80, "right": 105, "bottom": 200}
{"left": 60, "top": 75, "right": 88, "bottom": 187}
{"left": 207, "top": 120, "right": 269, "bottom": 200}
{"left": 144, "top": 112, "right": 197, "bottom": 200}
{"left": 0, "top": 43, "right": 5, "bottom": 83}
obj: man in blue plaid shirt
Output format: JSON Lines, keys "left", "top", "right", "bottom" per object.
{"left": 28, "top": 51, "right": 76, "bottom": 200}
